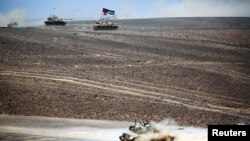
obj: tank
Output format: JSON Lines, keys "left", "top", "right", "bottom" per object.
{"left": 119, "top": 121, "right": 162, "bottom": 141}
{"left": 93, "top": 19, "right": 118, "bottom": 30}
{"left": 93, "top": 8, "right": 119, "bottom": 31}
{"left": 7, "top": 22, "right": 18, "bottom": 28}
{"left": 44, "top": 15, "right": 66, "bottom": 26}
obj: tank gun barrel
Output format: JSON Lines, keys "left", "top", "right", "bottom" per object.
{"left": 61, "top": 18, "right": 73, "bottom": 21}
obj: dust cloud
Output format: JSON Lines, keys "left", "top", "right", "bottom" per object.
{"left": 0, "top": 8, "right": 27, "bottom": 27}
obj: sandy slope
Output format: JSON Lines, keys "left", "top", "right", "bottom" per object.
{"left": 0, "top": 18, "right": 250, "bottom": 127}
{"left": 0, "top": 114, "right": 207, "bottom": 141}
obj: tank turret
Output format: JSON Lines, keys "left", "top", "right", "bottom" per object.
{"left": 93, "top": 19, "right": 118, "bottom": 30}
{"left": 44, "top": 15, "right": 66, "bottom": 26}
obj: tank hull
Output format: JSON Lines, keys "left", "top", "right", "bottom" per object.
{"left": 93, "top": 25, "right": 118, "bottom": 31}
{"left": 44, "top": 21, "right": 66, "bottom": 26}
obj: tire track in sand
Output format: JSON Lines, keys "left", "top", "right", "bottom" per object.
{"left": 0, "top": 68, "right": 247, "bottom": 107}
{"left": 1, "top": 67, "right": 248, "bottom": 106}
{"left": 1, "top": 70, "right": 250, "bottom": 120}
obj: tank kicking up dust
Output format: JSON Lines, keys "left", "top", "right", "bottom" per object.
{"left": 7, "top": 22, "right": 18, "bottom": 28}
{"left": 44, "top": 15, "right": 66, "bottom": 26}
{"left": 93, "top": 8, "right": 119, "bottom": 31}
{"left": 119, "top": 120, "right": 175, "bottom": 141}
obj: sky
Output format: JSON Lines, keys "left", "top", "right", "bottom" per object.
{"left": 0, "top": 0, "right": 250, "bottom": 26}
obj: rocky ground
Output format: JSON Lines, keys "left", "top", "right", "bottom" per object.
{"left": 0, "top": 18, "right": 250, "bottom": 127}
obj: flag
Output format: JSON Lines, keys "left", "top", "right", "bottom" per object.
{"left": 102, "top": 8, "right": 115, "bottom": 15}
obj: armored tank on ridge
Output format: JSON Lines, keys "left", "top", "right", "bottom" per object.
{"left": 93, "top": 20, "right": 118, "bottom": 30}
{"left": 44, "top": 15, "right": 66, "bottom": 26}
{"left": 7, "top": 22, "right": 18, "bottom": 28}
{"left": 93, "top": 8, "right": 118, "bottom": 31}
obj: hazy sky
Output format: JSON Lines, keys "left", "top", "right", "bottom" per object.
{"left": 0, "top": 0, "right": 250, "bottom": 26}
